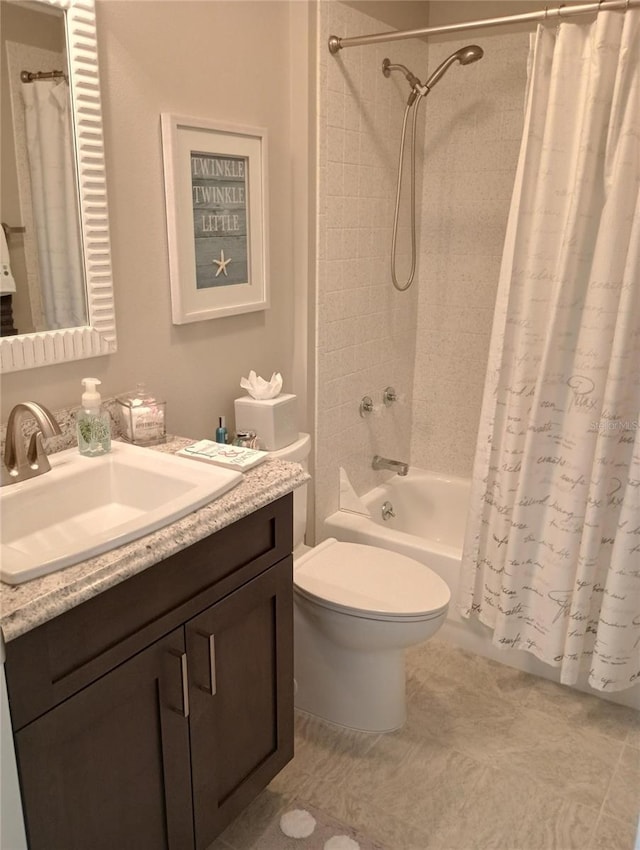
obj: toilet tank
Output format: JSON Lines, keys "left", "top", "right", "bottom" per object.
{"left": 268, "top": 433, "right": 310, "bottom": 550}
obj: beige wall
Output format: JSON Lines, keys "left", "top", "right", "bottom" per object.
{"left": 1, "top": 0, "right": 311, "bottom": 444}
{"left": 343, "top": 0, "right": 429, "bottom": 31}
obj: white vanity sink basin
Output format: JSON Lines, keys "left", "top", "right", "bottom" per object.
{"left": 0, "top": 441, "right": 243, "bottom": 585}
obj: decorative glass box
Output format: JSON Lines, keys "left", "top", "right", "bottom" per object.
{"left": 116, "top": 384, "right": 166, "bottom": 446}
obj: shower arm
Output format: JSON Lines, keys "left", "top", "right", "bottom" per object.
{"left": 383, "top": 59, "right": 428, "bottom": 104}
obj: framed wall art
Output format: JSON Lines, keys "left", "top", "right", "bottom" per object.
{"left": 160, "top": 114, "right": 269, "bottom": 323}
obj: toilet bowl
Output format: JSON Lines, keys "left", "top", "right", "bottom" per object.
{"left": 269, "top": 434, "right": 450, "bottom": 733}
{"left": 293, "top": 538, "right": 450, "bottom": 732}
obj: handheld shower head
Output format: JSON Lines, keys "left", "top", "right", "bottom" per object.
{"left": 457, "top": 44, "right": 484, "bottom": 65}
{"left": 424, "top": 44, "right": 484, "bottom": 91}
{"left": 382, "top": 42, "right": 484, "bottom": 294}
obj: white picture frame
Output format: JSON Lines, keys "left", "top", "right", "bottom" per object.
{"left": 160, "top": 114, "right": 269, "bottom": 323}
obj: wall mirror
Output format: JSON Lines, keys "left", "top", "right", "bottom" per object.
{"left": 0, "top": 0, "right": 116, "bottom": 372}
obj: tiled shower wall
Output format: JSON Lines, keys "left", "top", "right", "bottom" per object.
{"left": 315, "top": 3, "right": 530, "bottom": 532}
{"left": 411, "top": 30, "right": 529, "bottom": 477}
{"left": 314, "top": 2, "right": 427, "bottom": 529}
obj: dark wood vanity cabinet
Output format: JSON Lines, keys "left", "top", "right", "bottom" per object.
{"left": 4, "top": 495, "right": 294, "bottom": 850}
{"left": 13, "top": 625, "right": 194, "bottom": 850}
{"left": 187, "top": 561, "right": 293, "bottom": 846}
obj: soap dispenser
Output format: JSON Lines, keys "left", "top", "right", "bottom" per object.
{"left": 77, "top": 378, "right": 111, "bottom": 456}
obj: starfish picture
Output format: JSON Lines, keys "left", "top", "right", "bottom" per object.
{"left": 213, "top": 249, "right": 232, "bottom": 277}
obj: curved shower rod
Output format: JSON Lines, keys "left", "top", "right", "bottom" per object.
{"left": 328, "top": 0, "right": 639, "bottom": 54}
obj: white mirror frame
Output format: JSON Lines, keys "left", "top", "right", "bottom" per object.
{"left": 1, "top": 0, "right": 116, "bottom": 373}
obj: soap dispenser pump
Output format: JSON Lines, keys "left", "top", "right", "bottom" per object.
{"left": 77, "top": 377, "right": 111, "bottom": 457}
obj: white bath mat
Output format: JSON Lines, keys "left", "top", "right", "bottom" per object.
{"left": 253, "top": 800, "right": 385, "bottom": 849}
{"left": 280, "top": 809, "right": 317, "bottom": 838}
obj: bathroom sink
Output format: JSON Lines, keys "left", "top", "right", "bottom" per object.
{"left": 0, "top": 441, "right": 243, "bottom": 585}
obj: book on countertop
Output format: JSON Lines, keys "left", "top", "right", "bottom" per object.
{"left": 177, "top": 439, "right": 269, "bottom": 471}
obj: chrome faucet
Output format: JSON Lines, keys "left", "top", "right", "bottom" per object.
{"left": 2, "top": 402, "right": 63, "bottom": 486}
{"left": 372, "top": 455, "right": 409, "bottom": 476}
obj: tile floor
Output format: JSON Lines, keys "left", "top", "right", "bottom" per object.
{"left": 213, "top": 639, "right": 639, "bottom": 850}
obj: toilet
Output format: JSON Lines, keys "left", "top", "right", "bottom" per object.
{"left": 270, "top": 434, "right": 451, "bottom": 733}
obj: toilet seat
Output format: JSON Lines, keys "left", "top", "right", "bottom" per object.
{"left": 294, "top": 538, "right": 450, "bottom": 623}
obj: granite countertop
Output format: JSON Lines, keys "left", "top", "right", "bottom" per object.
{"left": 0, "top": 436, "right": 309, "bottom": 643}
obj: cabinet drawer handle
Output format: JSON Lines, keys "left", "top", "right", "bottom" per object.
{"left": 209, "top": 634, "right": 217, "bottom": 696}
{"left": 196, "top": 631, "right": 217, "bottom": 696}
{"left": 168, "top": 650, "right": 190, "bottom": 718}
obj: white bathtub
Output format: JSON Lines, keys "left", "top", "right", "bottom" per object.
{"left": 323, "top": 468, "right": 639, "bottom": 708}
{"left": 323, "top": 469, "right": 469, "bottom": 630}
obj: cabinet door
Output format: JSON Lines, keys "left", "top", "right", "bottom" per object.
{"left": 14, "top": 627, "right": 194, "bottom": 850}
{"left": 187, "top": 557, "right": 294, "bottom": 848}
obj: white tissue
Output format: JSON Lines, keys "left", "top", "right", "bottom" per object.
{"left": 240, "top": 370, "right": 283, "bottom": 400}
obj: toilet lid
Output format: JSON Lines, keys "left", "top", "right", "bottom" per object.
{"left": 294, "top": 538, "right": 450, "bottom": 622}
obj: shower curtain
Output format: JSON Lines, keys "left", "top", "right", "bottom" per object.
{"left": 22, "top": 79, "right": 86, "bottom": 330}
{"left": 459, "top": 9, "right": 640, "bottom": 692}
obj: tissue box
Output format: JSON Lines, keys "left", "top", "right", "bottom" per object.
{"left": 234, "top": 394, "right": 297, "bottom": 451}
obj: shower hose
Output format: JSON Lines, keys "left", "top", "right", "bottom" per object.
{"left": 390, "top": 93, "right": 425, "bottom": 292}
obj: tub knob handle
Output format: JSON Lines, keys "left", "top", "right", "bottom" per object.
{"left": 360, "top": 396, "right": 374, "bottom": 417}
{"left": 383, "top": 386, "right": 397, "bottom": 406}
{"left": 381, "top": 501, "right": 395, "bottom": 521}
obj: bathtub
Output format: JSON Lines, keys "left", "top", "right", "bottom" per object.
{"left": 323, "top": 468, "right": 639, "bottom": 708}
{"left": 323, "top": 469, "right": 470, "bottom": 635}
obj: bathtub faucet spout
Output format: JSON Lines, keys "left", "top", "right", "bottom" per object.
{"left": 372, "top": 455, "right": 409, "bottom": 476}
